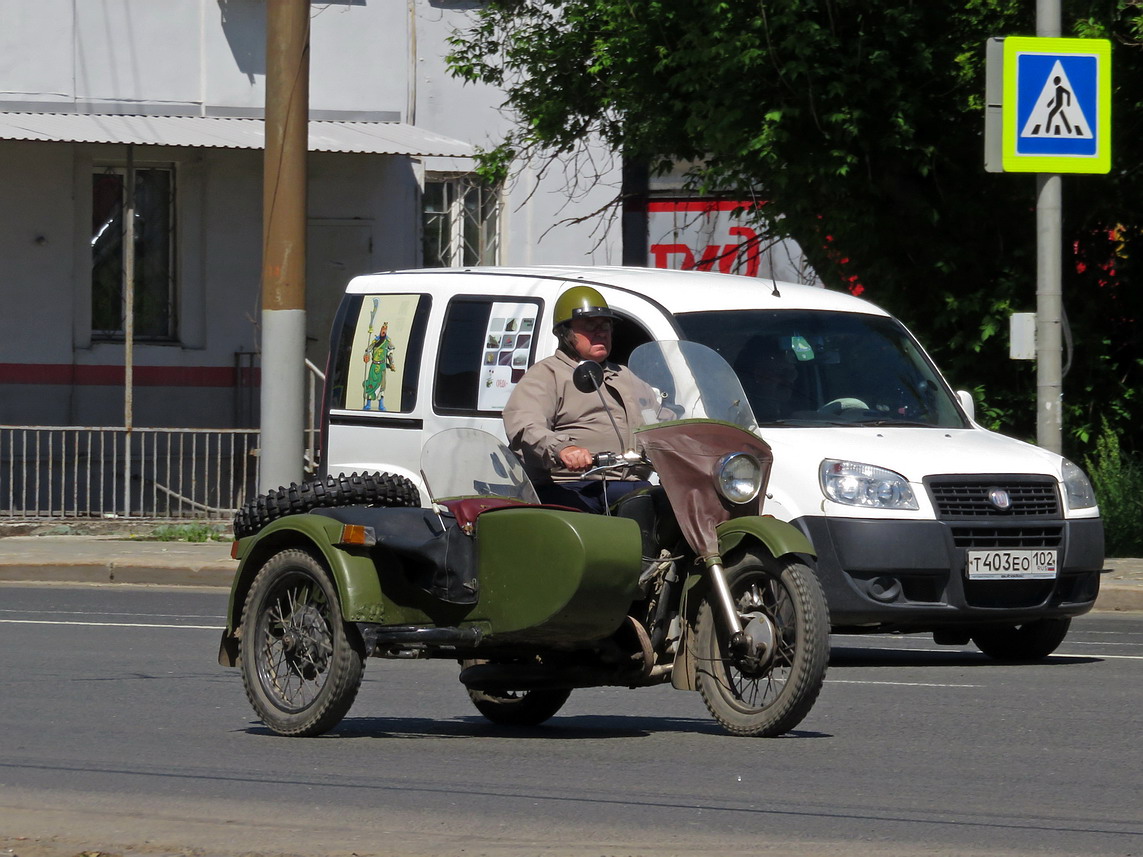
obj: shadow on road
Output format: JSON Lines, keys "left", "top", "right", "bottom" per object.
{"left": 829, "top": 646, "right": 1101, "bottom": 668}
{"left": 246, "top": 714, "right": 832, "bottom": 741}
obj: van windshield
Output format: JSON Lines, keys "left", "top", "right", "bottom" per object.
{"left": 677, "top": 309, "right": 967, "bottom": 429}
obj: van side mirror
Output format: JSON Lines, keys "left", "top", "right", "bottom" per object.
{"left": 956, "top": 390, "right": 976, "bottom": 422}
{"left": 573, "top": 360, "right": 605, "bottom": 393}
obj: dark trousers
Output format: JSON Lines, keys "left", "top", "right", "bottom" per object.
{"left": 536, "top": 480, "right": 651, "bottom": 514}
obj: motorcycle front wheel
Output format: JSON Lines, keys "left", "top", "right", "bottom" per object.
{"left": 695, "top": 548, "right": 830, "bottom": 737}
{"left": 240, "top": 548, "right": 365, "bottom": 737}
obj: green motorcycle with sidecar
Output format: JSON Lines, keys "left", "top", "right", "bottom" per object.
{"left": 218, "top": 341, "right": 830, "bottom": 737}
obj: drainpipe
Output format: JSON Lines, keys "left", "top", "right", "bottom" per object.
{"left": 124, "top": 145, "right": 136, "bottom": 516}
{"left": 259, "top": 0, "right": 310, "bottom": 493}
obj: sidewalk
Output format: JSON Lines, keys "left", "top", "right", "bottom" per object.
{"left": 0, "top": 532, "right": 1140, "bottom": 612}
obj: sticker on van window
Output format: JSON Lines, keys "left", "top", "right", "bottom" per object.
{"left": 478, "top": 302, "right": 538, "bottom": 410}
{"left": 344, "top": 294, "right": 422, "bottom": 413}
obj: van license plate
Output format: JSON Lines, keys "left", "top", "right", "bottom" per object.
{"left": 965, "top": 550, "right": 1058, "bottom": 580}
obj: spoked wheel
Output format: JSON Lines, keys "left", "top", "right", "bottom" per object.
{"left": 971, "top": 617, "right": 1071, "bottom": 662}
{"left": 239, "top": 549, "right": 364, "bottom": 737}
{"left": 461, "top": 659, "right": 572, "bottom": 726}
{"left": 695, "top": 549, "right": 830, "bottom": 737}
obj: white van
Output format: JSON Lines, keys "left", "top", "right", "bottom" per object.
{"left": 319, "top": 265, "right": 1104, "bottom": 658}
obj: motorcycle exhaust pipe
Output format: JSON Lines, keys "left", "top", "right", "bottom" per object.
{"left": 358, "top": 623, "right": 484, "bottom": 654}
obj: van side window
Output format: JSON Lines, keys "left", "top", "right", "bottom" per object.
{"left": 436, "top": 297, "right": 542, "bottom": 414}
{"left": 327, "top": 293, "right": 431, "bottom": 414}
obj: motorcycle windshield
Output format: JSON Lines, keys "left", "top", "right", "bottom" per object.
{"left": 628, "top": 340, "right": 757, "bottom": 430}
{"left": 421, "top": 427, "right": 540, "bottom": 504}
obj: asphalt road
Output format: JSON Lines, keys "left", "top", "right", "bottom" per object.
{"left": 1, "top": 582, "right": 1141, "bottom": 857}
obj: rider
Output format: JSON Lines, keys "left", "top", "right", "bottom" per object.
{"left": 503, "top": 286, "right": 659, "bottom": 513}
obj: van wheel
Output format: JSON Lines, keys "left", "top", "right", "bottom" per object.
{"left": 971, "top": 618, "right": 1070, "bottom": 662}
{"left": 234, "top": 472, "right": 420, "bottom": 538}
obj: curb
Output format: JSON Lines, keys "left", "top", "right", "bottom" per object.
{"left": 0, "top": 562, "right": 236, "bottom": 588}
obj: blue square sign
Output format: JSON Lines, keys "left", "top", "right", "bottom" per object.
{"left": 1002, "top": 37, "right": 1111, "bottom": 173}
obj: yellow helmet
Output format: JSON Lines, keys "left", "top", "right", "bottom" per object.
{"left": 552, "top": 286, "right": 615, "bottom": 331}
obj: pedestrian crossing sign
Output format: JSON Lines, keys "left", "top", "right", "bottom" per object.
{"left": 1002, "top": 37, "right": 1111, "bottom": 173}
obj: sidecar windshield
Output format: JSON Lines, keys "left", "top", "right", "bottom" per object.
{"left": 629, "top": 341, "right": 757, "bottom": 430}
{"left": 421, "top": 427, "right": 540, "bottom": 504}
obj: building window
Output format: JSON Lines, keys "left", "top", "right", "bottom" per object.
{"left": 91, "top": 165, "right": 176, "bottom": 340}
{"left": 422, "top": 175, "right": 500, "bottom": 267}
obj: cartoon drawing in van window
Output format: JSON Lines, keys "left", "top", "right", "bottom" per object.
{"left": 362, "top": 306, "right": 397, "bottom": 411}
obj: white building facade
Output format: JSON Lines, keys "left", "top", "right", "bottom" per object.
{"left": 0, "top": 0, "right": 622, "bottom": 432}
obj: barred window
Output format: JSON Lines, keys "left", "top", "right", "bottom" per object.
{"left": 91, "top": 165, "right": 177, "bottom": 340}
{"left": 422, "top": 175, "right": 500, "bottom": 267}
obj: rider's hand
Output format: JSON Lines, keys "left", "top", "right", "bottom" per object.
{"left": 558, "top": 445, "right": 594, "bottom": 472}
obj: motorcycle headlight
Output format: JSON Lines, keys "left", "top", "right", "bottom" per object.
{"left": 1062, "top": 459, "right": 1097, "bottom": 510}
{"left": 715, "top": 452, "right": 763, "bottom": 505}
{"left": 820, "top": 459, "right": 918, "bottom": 510}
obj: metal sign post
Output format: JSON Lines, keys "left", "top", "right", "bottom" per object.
{"left": 984, "top": 3, "right": 1110, "bottom": 454}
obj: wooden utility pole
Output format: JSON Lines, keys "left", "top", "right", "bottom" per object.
{"left": 259, "top": 0, "right": 310, "bottom": 492}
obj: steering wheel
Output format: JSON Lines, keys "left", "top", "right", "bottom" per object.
{"left": 819, "top": 397, "right": 870, "bottom": 416}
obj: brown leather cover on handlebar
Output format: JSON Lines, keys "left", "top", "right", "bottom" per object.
{"left": 638, "top": 422, "right": 772, "bottom": 560}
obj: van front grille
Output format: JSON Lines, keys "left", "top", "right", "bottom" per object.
{"left": 950, "top": 525, "right": 1064, "bottom": 550}
{"left": 927, "top": 477, "right": 1059, "bottom": 519}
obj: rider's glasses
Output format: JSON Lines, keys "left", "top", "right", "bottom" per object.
{"left": 573, "top": 318, "right": 614, "bottom": 334}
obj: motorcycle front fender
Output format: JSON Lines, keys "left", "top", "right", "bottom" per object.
{"left": 716, "top": 516, "right": 815, "bottom": 562}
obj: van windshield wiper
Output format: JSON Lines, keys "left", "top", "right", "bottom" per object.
{"left": 850, "top": 418, "right": 936, "bottom": 428}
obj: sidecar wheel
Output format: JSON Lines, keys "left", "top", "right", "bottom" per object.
{"left": 239, "top": 549, "right": 364, "bottom": 737}
{"left": 695, "top": 549, "right": 829, "bottom": 737}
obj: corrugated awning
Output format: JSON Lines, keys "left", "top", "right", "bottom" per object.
{"left": 0, "top": 112, "right": 474, "bottom": 157}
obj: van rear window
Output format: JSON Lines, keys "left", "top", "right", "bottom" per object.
{"left": 327, "top": 293, "right": 431, "bottom": 414}
{"left": 435, "top": 297, "right": 541, "bottom": 413}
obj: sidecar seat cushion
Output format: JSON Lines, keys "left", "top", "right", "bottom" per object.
{"left": 441, "top": 496, "right": 529, "bottom": 530}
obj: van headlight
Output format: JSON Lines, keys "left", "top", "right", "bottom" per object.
{"left": 715, "top": 453, "right": 763, "bottom": 504}
{"left": 1062, "top": 459, "right": 1097, "bottom": 510}
{"left": 820, "top": 460, "right": 918, "bottom": 510}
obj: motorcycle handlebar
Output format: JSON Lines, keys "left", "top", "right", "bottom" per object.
{"left": 591, "top": 450, "right": 645, "bottom": 469}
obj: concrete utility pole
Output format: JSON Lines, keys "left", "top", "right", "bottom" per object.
{"left": 259, "top": 0, "right": 310, "bottom": 493}
{"left": 1036, "top": 0, "right": 1063, "bottom": 454}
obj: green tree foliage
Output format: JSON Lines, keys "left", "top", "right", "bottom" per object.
{"left": 450, "top": 1, "right": 1143, "bottom": 459}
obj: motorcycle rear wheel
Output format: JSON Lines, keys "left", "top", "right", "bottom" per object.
{"left": 465, "top": 686, "right": 573, "bottom": 726}
{"left": 240, "top": 549, "right": 364, "bottom": 737}
{"left": 695, "top": 549, "right": 829, "bottom": 737}
{"left": 461, "top": 659, "right": 572, "bottom": 726}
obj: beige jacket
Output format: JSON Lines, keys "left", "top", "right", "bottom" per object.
{"left": 503, "top": 350, "right": 660, "bottom": 484}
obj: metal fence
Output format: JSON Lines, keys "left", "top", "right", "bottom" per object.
{"left": 1, "top": 426, "right": 259, "bottom": 521}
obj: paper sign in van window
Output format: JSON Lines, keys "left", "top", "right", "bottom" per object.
{"left": 344, "top": 294, "right": 422, "bottom": 413}
{"left": 478, "top": 302, "right": 539, "bottom": 411}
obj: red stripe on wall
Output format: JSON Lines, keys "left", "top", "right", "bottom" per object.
{"left": 0, "top": 364, "right": 257, "bottom": 387}
{"left": 646, "top": 199, "right": 767, "bottom": 213}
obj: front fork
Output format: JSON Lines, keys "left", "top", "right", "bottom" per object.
{"left": 706, "top": 556, "right": 775, "bottom": 673}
